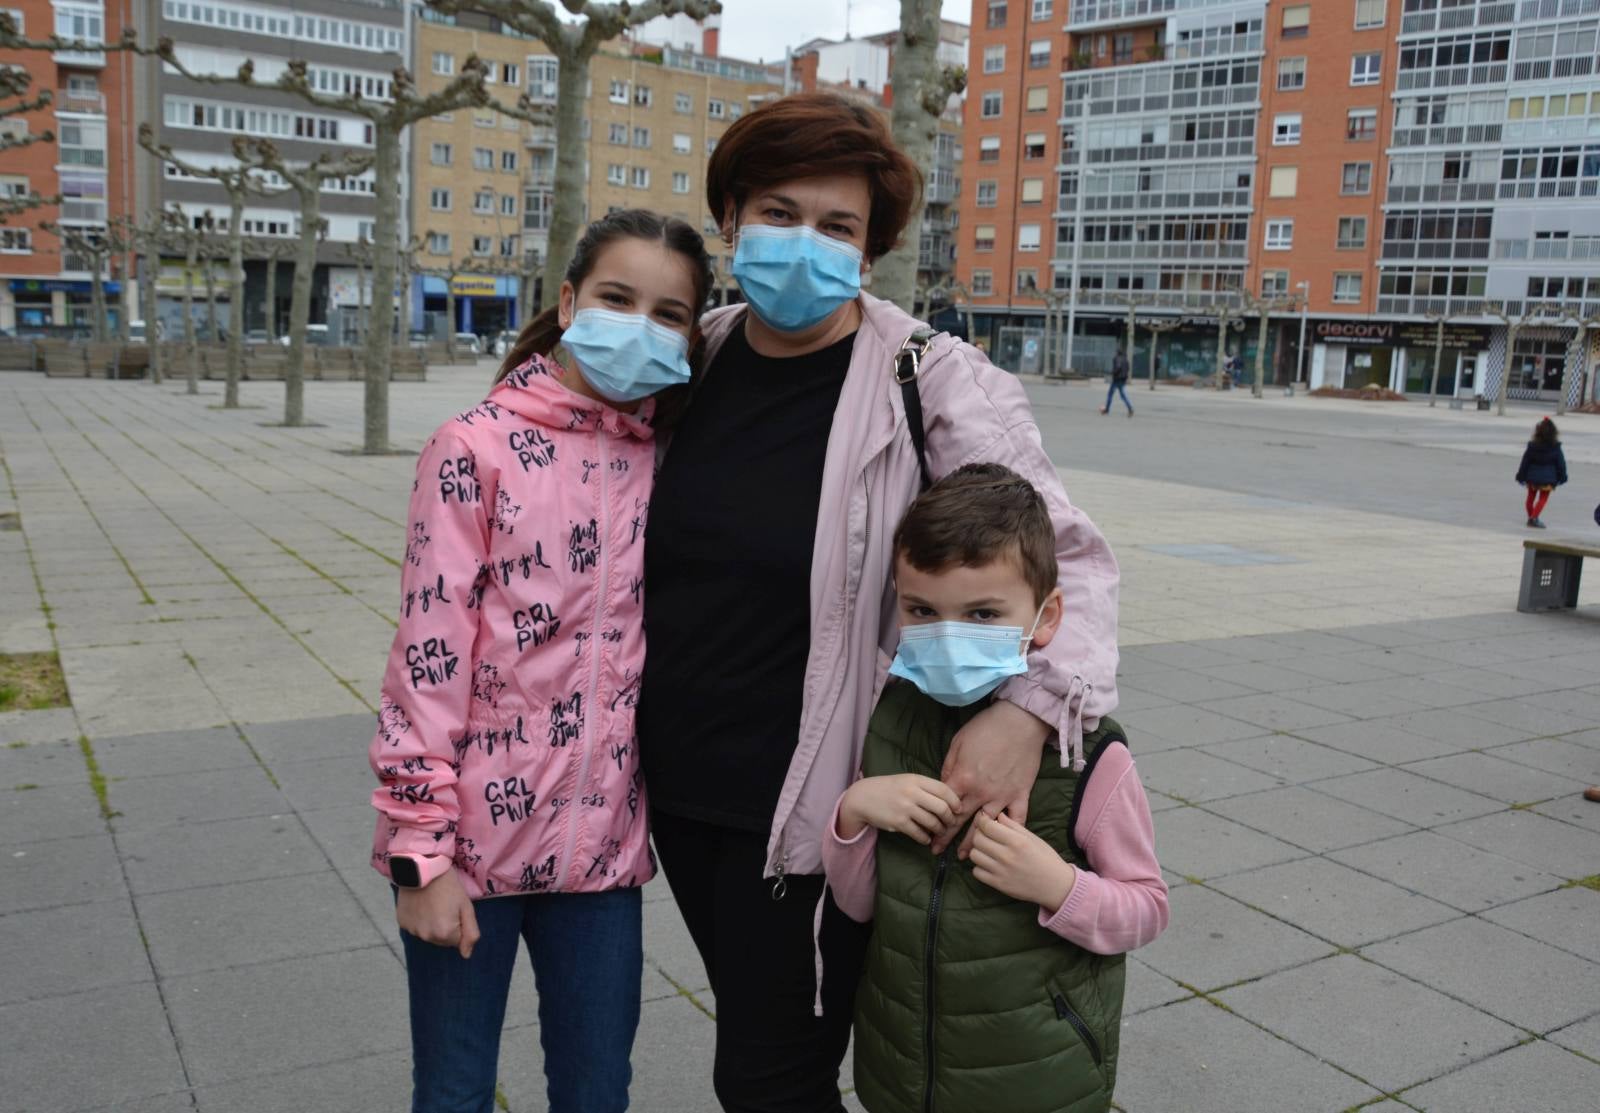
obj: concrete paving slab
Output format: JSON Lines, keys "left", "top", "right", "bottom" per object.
{"left": 298, "top": 803, "right": 380, "bottom": 876}
{"left": 1395, "top": 1036, "right": 1600, "bottom": 1113}
{"left": 1294, "top": 719, "right": 1472, "bottom": 764}
{"left": 241, "top": 712, "right": 374, "bottom": 765}
{"left": 0, "top": 738, "right": 84, "bottom": 788}
{"left": 0, "top": 896, "right": 150, "bottom": 1005}
{"left": 0, "top": 832, "right": 124, "bottom": 913}
{"left": 1432, "top": 810, "right": 1600, "bottom": 882}
{"left": 1123, "top": 956, "right": 1194, "bottom": 1015}
{"left": 1136, "top": 883, "right": 1333, "bottom": 992}
{"left": 1531, "top": 793, "right": 1600, "bottom": 834}
{"left": 1329, "top": 829, "right": 1565, "bottom": 914}
{"left": 1400, "top": 750, "right": 1582, "bottom": 806}
{"left": 1365, "top": 915, "right": 1600, "bottom": 1033}
{"left": 1216, "top": 954, "right": 1523, "bottom": 1094}
{"left": 1193, "top": 661, "right": 1334, "bottom": 694}
{"left": 1205, "top": 785, "right": 1418, "bottom": 853}
{"left": 1212, "top": 857, "right": 1460, "bottom": 948}
{"left": 1149, "top": 806, "right": 1310, "bottom": 880}
{"left": 1384, "top": 707, "right": 1539, "bottom": 748}
{"left": 1453, "top": 698, "right": 1599, "bottom": 739}
{"left": 1118, "top": 703, "right": 1265, "bottom": 747}
{"left": 643, "top": 888, "right": 712, "bottom": 996}
{"left": 1548, "top": 1013, "right": 1600, "bottom": 1060}
{"left": 1130, "top": 747, "right": 1287, "bottom": 803}
{"left": 1194, "top": 693, "right": 1354, "bottom": 733}
{"left": 78, "top": 1094, "right": 201, "bottom": 1113}
{"left": 271, "top": 753, "right": 377, "bottom": 814}
{"left": 192, "top": 1049, "right": 409, "bottom": 1113}
{"left": 119, "top": 812, "right": 326, "bottom": 896}
{"left": 93, "top": 726, "right": 260, "bottom": 781}
{"left": 1478, "top": 886, "right": 1600, "bottom": 964}
{"left": 1201, "top": 733, "right": 1379, "bottom": 784}
{"left": 1117, "top": 669, "right": 1260, "bottom": 704}
{"left": 1485, "top": 737, "right": 1600, "bottom": 784}
{"left": 0, "top": 707, "right": 79, "bottom": 746}
{"left": 1312, "top": 767, "right": 1506, "bottom": 827}
{"left": 107, "top": 765, "right": 290, "bottom": 833}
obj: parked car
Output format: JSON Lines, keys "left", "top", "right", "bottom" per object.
{"left": 454, "top": 331, "right": 482, "bottom": 355}
{"left": 490, "top": 330, "right": 518, "bottom": 358}
{"left": 279, "top": 324, "right": 332, "bottom": 347}
{"left": 245, "top": 329, "right": 269, "bottom": 345}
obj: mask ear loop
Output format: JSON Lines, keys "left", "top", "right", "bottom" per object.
{"left": 1020, "top": 598, "right": 1049, "bottom": 654}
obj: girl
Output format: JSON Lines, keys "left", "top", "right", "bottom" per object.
{"left": 1515, "top": 417, "right": 1568, "bottom": 528}
{"left": 367, "top": 209, "right": 713, "bottom": 1113}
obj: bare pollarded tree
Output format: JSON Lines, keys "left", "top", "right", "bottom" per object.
{"left": 1239, "top": 289, "right": 1301, "bottom": 398}
{"left": 40, "top": 220, "right": 131, "bottom": 341}
{"left": 427, "top": 0, "right": 723, "bottom": 312}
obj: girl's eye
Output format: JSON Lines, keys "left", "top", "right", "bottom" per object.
{"left": 655, "top": 310, "right": 684, "bottom": 326}
{"left": 601, "top": 292, "right": 628, "bottom": 306}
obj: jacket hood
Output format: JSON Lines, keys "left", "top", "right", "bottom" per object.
{"left": 488, "top": 352, "right": 656, "bottom": 439}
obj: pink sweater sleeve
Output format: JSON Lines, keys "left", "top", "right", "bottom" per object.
{"left": 821, "top": 794, "right": 879, "bottom": 923}
{"left": 1040, "top": 744, "right": 1169, "bottom": 954}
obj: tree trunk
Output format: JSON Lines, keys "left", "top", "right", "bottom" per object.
{"left": 875, "top": 0, "right": 945, "bottom": 314}
{"left": 545, "top": 52, "right": 590, "bottom": 311}
{"left": 445, "top": 273, "right": 457, "bottom": 360}
{"left": 1497, "top": 325, "right": 1517, "bottom": 416}
{"left": 361, "top": 123, "right": 401, "bottom": 454}
{"left": 263, "top": 251, "right": 278, "bottom": 343}
{"left": 1428, "top": 319, "right": 1444, "bottom": 407}
{"left": 223, "top": 194, "right": 246, "bottom": 408}
{"left": 183, "top": 238, "right": 199, "bottom": 395}
{"left": 396, "top": 249, "right": 411, "bottom": 351}
{"left": 141, "top": 246, "right": 162, "bottom": 385}
{"left": 1253, "top": 307, "right": 1270, "bottom": 398}
{"left": 1147, "top": 326, "right": 1157, "bottom": 390}
{"left": 116, "top": 248, "right": 131, "bottom": 343}
{"left": 1124, "top": 303, "right": 1137, "bottom": 375}
{"left": 358, "top": 261, "right": 369, "bottom": 346}
{"left": 89, "top": 255, "right": 107, "bottom": 342}
{"left": 284, "top": 188, "right": 320, "bottom": 428}
{"left": 203, "top": 254, "right": 218, "bottom": 344}
{"left": 1216, "top": 309, "right": 1231, "bottom": 383}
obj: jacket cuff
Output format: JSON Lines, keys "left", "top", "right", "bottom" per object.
{"left": 999, "top": 672, "right": 1091, "bottom": 771}
{"left": 387, "top": 824, "right": 457, "bottom": 861}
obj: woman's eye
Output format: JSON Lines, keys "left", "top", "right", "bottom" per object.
{"left": 764, "top": 208, "right": 791, "bottom": 222}
{"left": 826, "top": 223, "right": 853, "bottom": 237}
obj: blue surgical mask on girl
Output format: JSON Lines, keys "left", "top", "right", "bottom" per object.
{"left": 560, "top": 307, "right": 692, "bottom": 404}
{"left": 887, "top": 603, "right": 1048, "bottom": 708}
{"left": 730, "top": 224, "right": 863, "bottom": 332}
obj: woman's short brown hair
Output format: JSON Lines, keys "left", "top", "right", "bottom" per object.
{"left": 705, "top": 92, "right": 922, "bottom": 262}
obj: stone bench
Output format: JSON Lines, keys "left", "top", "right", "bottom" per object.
{"left": 1517, "top": 537, "right": 1599, "bottom": 612}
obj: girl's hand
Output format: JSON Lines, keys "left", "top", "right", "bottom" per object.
{"left": 396, "top": 867, "right": 480, "bottom": 959}
{"left": 839, "top": 774, "right": 963, "bottom": 845}
{"left": 969, "top": 812, "right": 1076, "bottom": 912}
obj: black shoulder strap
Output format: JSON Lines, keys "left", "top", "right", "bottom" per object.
{"left": 1065, "top": 717, "right": 1129, "bottom": 865}
{"left": 894, "top": 327, "right": 937, "bottom": 491}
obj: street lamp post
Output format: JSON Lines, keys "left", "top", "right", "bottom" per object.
{"left": 1296, "top": 280, "right": 1309, "bottom": 385}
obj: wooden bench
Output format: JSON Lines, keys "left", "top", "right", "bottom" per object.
{"left": 1518, "top": 538, "right": 1599, "bottom": 612}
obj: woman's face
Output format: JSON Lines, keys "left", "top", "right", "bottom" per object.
{"left": 558, "top": 236, "right": 700, "bottom": 343}
{"left": 724, "top": 174, "right": 872, "bottom": 268}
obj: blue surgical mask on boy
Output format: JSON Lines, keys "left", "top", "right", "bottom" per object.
{"left": 560, "top": 307, "right": 692, "bottom": 404}
{"left": 887, "top": 603, "right": 1047, "bottom": 708}
{"left": 730, "top": 224, "right": 862, "bottom": 332}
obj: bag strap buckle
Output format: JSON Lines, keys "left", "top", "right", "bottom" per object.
{"left": 893, "top": 329, "right": 933, "bottom": 385}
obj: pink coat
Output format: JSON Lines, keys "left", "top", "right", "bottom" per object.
{"left": 368, "top": 356, "right": 657, "bottom": 899}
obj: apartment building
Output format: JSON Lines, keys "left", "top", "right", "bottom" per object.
{"left": 0, "top": 0, "right": 134, "bottom": 333}
{"left": 411, "top": 9, "right": 784, "bottom": 335}
{"left": 135, "top": 0, "right": 405, "bottom": 340}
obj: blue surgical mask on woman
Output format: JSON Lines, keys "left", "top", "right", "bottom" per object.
{"left": 887, "top": 603, "right": 1047, "bottom": 708}
{"left": 560, "top": 307, "right": 692, "bottom": 404}
{"left": 730, "top": 224, "right": 862, "bottom": 332}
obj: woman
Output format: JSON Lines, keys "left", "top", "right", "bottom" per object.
{"left": 637, "top": 93, "right": 1121, "bottom": 1113}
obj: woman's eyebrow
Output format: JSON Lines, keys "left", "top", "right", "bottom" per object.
{"left": 593, "top": 279, "right": 636, "bottom": 295}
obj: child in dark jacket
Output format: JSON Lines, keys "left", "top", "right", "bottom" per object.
{"left": 1515, "top": 418, "right": 1568, "bottom": 529}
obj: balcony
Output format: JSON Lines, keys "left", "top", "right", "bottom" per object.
{"left": 55, "top": 89, "right": 105, "bottom": 115}
{"left": 524, "top": 124, "right": 557, "bottom": 148}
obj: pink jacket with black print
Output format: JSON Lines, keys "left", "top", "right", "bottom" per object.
{"left": 368, "top": 355, "right": 656, "bottom": 900}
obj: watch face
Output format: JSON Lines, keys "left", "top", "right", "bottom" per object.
{"left": 390, "top": 856, "right": 422, "bottom": 888}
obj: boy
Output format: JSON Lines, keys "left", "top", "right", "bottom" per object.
{"left": 823, "top": 463, "right": 1168, "bottom": 1113}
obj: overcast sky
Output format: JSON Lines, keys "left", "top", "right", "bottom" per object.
{"left": 715, "top": 0, "right": 973, "bottom": 64}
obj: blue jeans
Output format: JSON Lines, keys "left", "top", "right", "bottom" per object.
{"left": 1105, "top": 381, "right": 1133, "bottom": 412}
{"left": 401, "top": 886, "right": 643, "bottom": 1113}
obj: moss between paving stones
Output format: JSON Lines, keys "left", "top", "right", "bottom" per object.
{"left": 0, "top": 651, "right": 70, "bottom": 712}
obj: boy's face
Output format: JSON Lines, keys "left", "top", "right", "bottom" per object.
{"left": 894, "top": 553, "right": 1063, "bottom": 648}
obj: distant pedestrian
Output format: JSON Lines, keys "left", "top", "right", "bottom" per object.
{"left": 1515, "top": 417, "right": 1567, "bottom": 529}
{"left": 367, "top": 210, "right": 713, "bottom": 1113}
{"left": 1102, "top": 348, "right": 1133, "bottom": 416}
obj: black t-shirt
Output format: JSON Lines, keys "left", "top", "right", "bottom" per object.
{"left": 638, "top": 323, "right": 856, "bottom": 831}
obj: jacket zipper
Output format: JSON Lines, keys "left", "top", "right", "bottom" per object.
{"left": 922, "top": 846, "right": 951, "bottom": 1113}
{"left": 1053, "top": 991, "right": 1103, "bottom": 1065}
{"left": 558, "top": 422, "right": 610, "bottom": 887}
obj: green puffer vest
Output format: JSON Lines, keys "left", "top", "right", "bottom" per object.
{"left": 853, "top": 681, "right": 1127, "bottom": 1113}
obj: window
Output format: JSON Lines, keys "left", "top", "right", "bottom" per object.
{"left": 979, "top": 136, "right": 1001, "bottom": 162}
{"left": 633, "top": 127, "right": 650, "bottom": 148}
{"left": 608, "top": 123, "right": 627, "bottom": 145}
{"left": 0, "top": 227, "right": 31, "bottom": 253}
{"left": 1273, "top": 114, "right": 1302, "bottom": 145}
{"left": 609, "top": 80, "right": 629, "bottom": 104}
{"left": 984, "top": 46, "right": 1006, "bottom": 74}
{"left": 970, "top": 269, "right": 994, "bottom": 295}
{"left": 1032, "top": 0, "right": 1052, "bottom": 17}
{"left": 473, "top": 190, "right": 494, "bottom": 213}
{"left": 495, "top": 150, "right": 515, "bottom": 172}
{"left": 1278, "top": 57, "right": 1306, "bottom": 90}
{"left": 473, "top": 235, "right": 492, "bottom": 256}
{"left": 705, "top": 136, "right": 717, "bottom": 155}
{"left": 429, "top": 187, "right": 451, "bottom": 210}
{"left": 430, "top": 142, "right": 453, "bottom": 166}
{"left": 1265, "top": 219, "right": 1294, "bottom": 249}
{"left": 1016, "top": 269, "right": 1039, "bottom": 294}
{"left": 1346, "top": 109, "right": 1377, "bottom": 141}
{"left": 2, "top": 9, "right": 20, "bottom": 34}
{"left": 432, "top": 52, "right": 454, "bottom": 76}
{"left": 1029, "top": 40, "right": 1050, "bottom": 69}
{"left": 987, "top": 1, "right": 1007, "bottom": 30}
{"left": 1026, "top": 86, "right": 1049, "bottom": 112}
{"left": 1333, "top": 273, "right": 1362, "bottom": 302}
{"left": 1261, "top": 270, "right": 1289, "bottom": 297}
{"left": 1351, "top": 52, "right": 1381, "bottom": 86}
{"left": 976, "top": 180, "right": 998, "bottom": 206}
{"left": 0, "top": 175, "right": 26, "bottom": 199}
{"left": 1112, "top": 32, "right": 1134, "bottom": 63}
{"left": 1023, "top": 133, "right": 1046, "bottom": 160}
{"left": 500, "top": 193, "right": 517, "bottom": 216}
{"left": 54, "top": 2, "right": 102, "bottom": 42}
{"left": 501, "top": 63, "right": 519, "bottom": 86}
{"left": 1021, "top": 178, "right": 1044, "bottom": 203}
{"left": 473, "top": 109, "right": 497, "bottom": 128}
{"left": 631, "top": 166, "right": 650, "bottom": 189}
{"left": 606, "top": 163, "right": 626, "bottom": 186}
{"left": 974, "top": 224, "right": 996, "bottom": 251}
{"left": 1018, "top": 223, "right": 1041, "bottom": 251}
{"left": 672, "top": 171, "right": 690, "bottom": 194}
{"left": 634, "top": 84, "right": 652, "bottom": 107}
{"left": 674, "top": 92, "right": 692, "bottom": 113}
{"left": 1355, "top": 0, "right": 1385, "bottom": 29}
{"left": 1341, "top": 161, "right": 1372, "bottom": 193}
{"left": 500, "top": 235, "right": 518, "bottom": 257}
{"left": 427, "top": 232, "right": 450, "bottom": 254}
{"left": 708, "top": 98, "right": 725, "bottom": 119}
{"left": 1281, "top": 5, "right": 1310, "bottom": 38}
{"left": 981, "top": 92, "right": 1002, "bottom": 118}
{"left": 1337, "top": 216, "right": 1367, "bottom": 249}
{"left": 473, "top": 147, "right": 493, "bottom": 171}
{"left": 1269, "top": 166, "right": 1299, "bottom": 197}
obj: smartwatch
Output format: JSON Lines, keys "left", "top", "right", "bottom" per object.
{"left": 390, "top": 854, "right": 451, "bottom": 889}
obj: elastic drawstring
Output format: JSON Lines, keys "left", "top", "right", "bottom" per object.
{"left": 1062, "top": 675, "right": 1090, "bottom": 772}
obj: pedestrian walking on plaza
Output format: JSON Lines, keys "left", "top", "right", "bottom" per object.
{"left": 1515, "top": 417, "right": 1567, "bottom": 529}
{"left": 825, "top": 464, "right": 1167, "bottom": 1112}
{"left": 1102, "top": 348, "right": 1133, "bottom": 416}
{"left": 637, "top": 93, "right": 1122, "bottom": 1113}
{"left": 366, "top": 210, "right": 714, "bottom": 1113}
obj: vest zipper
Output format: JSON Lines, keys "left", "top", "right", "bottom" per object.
{"left": 1053, "top": 991, "right": 1103, "bottom": 1066}
{"left": 922, "top": 846, "right": 951, "bottom": 1113}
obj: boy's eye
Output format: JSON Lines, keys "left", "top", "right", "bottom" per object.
{"left": 969, "top": 609, "right": 1000, "bottom": 622}
{"left": 905, "top": 604, "right": 936, "bottom": 619}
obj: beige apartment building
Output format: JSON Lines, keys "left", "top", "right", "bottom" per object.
{"left": 411, "top": 11, "right": 783, "bottom": 338}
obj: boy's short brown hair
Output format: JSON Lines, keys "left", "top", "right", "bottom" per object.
{"left": 893, "top": 463, "right": 1059, "bottom": 605}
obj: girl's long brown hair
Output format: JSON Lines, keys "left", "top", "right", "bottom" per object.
{"left": 1532, "top": 417, "right": 1559, "bottom": 446}
{"left": 496, "top": 210, "right": 715, "bottom": 425}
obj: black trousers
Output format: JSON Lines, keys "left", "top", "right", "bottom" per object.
{"left": 651, "top": 810, "right": 872, "bottom": 1113}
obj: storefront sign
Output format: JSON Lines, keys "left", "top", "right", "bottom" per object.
{"left": 451, "top": 275, "right": 500, "bottom": 297}
{"left": 1313, "top": 318, "right": 1491, "bottom": 349}
{"left": 8, "top": 278, "right": 122, "bottom": 295}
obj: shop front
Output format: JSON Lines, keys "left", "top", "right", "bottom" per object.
{"left": 417, "top": 273, "right": 520, "bottom": 344}
{"left": 1307, "top": 318, "right": 1490, "bottom": 398}
{"left": 7, "top": 278, "right": 124, "bottom": 336}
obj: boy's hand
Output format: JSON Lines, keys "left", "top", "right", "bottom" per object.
{"left": 839, "top": 774, "right": 963, "bottom": 845}
{"left": 396, "top": 867, "right": 480, "bottom": 959}
{"left": 969, "top": 812, "right": 1077, "bottom": 912}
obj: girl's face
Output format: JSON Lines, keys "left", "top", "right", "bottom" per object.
{"left": 557, "top": 237, "right": 700, "bottom": 343}
{"left": 723, "top": 173, "right": 873, "bottom": 273}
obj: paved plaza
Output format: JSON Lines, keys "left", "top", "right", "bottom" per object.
{"left": 1, "top": 364, "right": 1597, "bottom": 1112}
